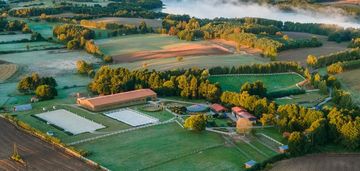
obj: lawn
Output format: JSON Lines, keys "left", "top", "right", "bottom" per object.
{"left": 129, "top": 105, "right": 174, "bottom": 122}
{"left": 209, "top": 73, "right": 305, "bottom": 93}
{"left": 336, "top": 68, "right": 360, "bottom": 105}
{"left": 110, "top": 53, "right": 268, "bottom": 71}
{"left": 275, "top": 91, "right": 327, "bottom": 107}
{"left": 75, "top": 122, "right": 277, "bottom": 170}
{"left": 0, "top": 41, "right": 64, "bottom": 52}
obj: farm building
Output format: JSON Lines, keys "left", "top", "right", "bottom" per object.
{"left": 13, "top": 104, "right": 32, "bottom": 112}
{"left": 210, "top": 103, "right": 227, "bottom": 114}
{"left": 245, "top": 160, "right": 256, "bottom": 169}
{"left": 279, "top": 145, "right": 289, "bottom": 153}
{"left": 77, "top": 89, "right": 157, "bottom": 112}
{"left": 232, "top": 107, "right": 257, "bottom": 123}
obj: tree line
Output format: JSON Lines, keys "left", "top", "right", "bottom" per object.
{"left": 17, "top": 73, "right": 58, "bottom": 100}
{"left": 314, "top": 48, "right": 360, "bottom": 68}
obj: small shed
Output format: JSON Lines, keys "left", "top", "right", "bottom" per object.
{"left": 186, "top": 104, "right": 209, "bottom": 113}
{"left": 13, "top": 104, "right": 32, "bottom": 112}
{"left": 245, "top": 160, "right": 256, "bottom": 169}
{"left": 210, "top": 103, "right": 227, "bottom": 114}
{"left": 279, "top": 145, "right": 289, "bottom": 153}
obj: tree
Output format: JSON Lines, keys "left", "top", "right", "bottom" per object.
{"left": 184, "top": 114, "right": 207, "bottom": 131}
{"left": 76, "top": 60, "right": 92, "bottom": 75}
{"left": 288, "top": 131, "right": 308, "bottom": 156}
{"left": 307, "top": 55, "right": 318, "bottom": 67}
{"left": 176, "top": 56, "right": 184, "bottom": 62}
{"left": 340, "top": 121, "right": 360, "bottom": 149}
{"left": 35, "top": 85, "right": 57, "bottom": 100}
{"left": 260, "top": 113, "right": 275, "bottom": 126}
{"left": 139, "top": 21, "right": 148, "bottom": 34}
{"left": 240, "top": 81, "right": 267, "bottom": 97}
{"left": 236, "top": 118, "right": 253, "bottom": 135}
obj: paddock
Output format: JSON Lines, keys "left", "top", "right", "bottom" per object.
{"left": 104, "top": 108, "right": 159, "bottom": 126}
{"left": 36, "top": 109, "right": 105, "bottom": 135}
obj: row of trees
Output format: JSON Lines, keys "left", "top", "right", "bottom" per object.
{"left": 313, "top": 48, "right": 360, "bottom": 68}
{"left": 80, "top": 20, "right": 152, "bottom": 34}
{"left": 89, "top": 66, "right": 221, "bottom": 101}
{"left": 17, "top": 73, "right": 58, "bottom": 100}
{"left": 0, "top": 19, "right": 31, "bottom": 33}
{"left": 53, "top": 24, "right": 95, "bottom": 49}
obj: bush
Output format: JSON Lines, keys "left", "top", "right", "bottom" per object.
{"left": 35, "top": 85, "right": 57, "bottom": 100}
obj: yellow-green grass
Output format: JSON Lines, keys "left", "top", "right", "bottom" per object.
{"left": 95, "top": 34, "right": 197, "bottom": 56}
{"left": 110, "top": 53, "right": 268, "bottom": 71}
{"left": 209, "top": 73, "right": 304, "bottom": 93}
{"left": 275, "top": 91, "right": 327, "bottom": 107}
{"left": 75, "top": 122, "right": 277, "bottom": 170}
{"left": 0, "top": 41, "right": 64, "bottom": 52}
{"left": 336, "top": 68, "right": 360, "bottom": 105}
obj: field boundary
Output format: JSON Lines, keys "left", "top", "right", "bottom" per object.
{"left": 210, "top": 72, "right": 305, "bottom": 80}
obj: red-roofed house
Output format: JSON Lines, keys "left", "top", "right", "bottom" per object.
{"left": 232, "top": 106, "right": 257, "bottom": 123}
{"left": 77, "top": 89, "right": 157, "bottom": 111}
{"left": 210, "top": 104, "right": 227, "bottom": 114}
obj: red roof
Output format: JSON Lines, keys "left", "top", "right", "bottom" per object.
{"left": 237, "top": 111, "right": 256, "bottom": 119}
{"left": 232, "top": 106, "right": 247, "bottom": 113}
{"left": 210, "top": 104, "right": 227, "bottom": 112}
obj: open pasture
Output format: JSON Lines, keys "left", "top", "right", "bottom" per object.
{"left": 0, "top": 49, "right": 100, "bottom": 76}
{"left": 0, "top": 41, "right": 64, "bottom": 53}
{"left": 0, "top": 34, "right": 31, "bottom": 43}
{"left": 75, "top": 122, "right": 277, "bottom": 170}
{"left": 336, "top": 68, "right": 360, "bottom": 105}
{"left": 111, "top": 53, "right": 268, "bottom": 71}
{"left": 0, "top": 63, "right": 18, "bottom": 83}
{"left": 0, "top": 118, "right": 93, "bottom": 170}
{"left": 275, "top": 91, "right": 326, "bottom": 107}
{"left": 271, "top": 153, "right": 360, "bottom": 171}
{"left": 27, "top": 21, "right": 59, "bottom": 39}
{"left": 278, "top": 32, "right": 349, "bottom": 65}
{"left": 104, "top": 109, "right": 159, "bottom": 126}
{"left": 36, "top": 109, "right": 105, "bottom": 135}
{"left": 208, "top": 73, "right": 304, "bottom": 93}
{"left": 90, "top": 17, "right": 162, "bottom": 28}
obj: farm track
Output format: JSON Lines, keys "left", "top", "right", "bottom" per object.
{"left": 0, "top": 118, "right": 94, "bottom": 171}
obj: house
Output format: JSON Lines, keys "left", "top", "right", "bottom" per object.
{"left": 210, "top": 103, "right": 227, "bottom": 114}
{"left": 245, "top": 160, "right": 256, "bottom": 169}
{"left": 232, "top": 107, "right": 257, "bottom": 123}
{"left": 13, "top": 104, "right": 32, "bottom": 112}
{"left": 279, "top": 145, "right": 289, "bottom": 153}
{"left": 77, "top": 89, "right": 157, "bottom": 112}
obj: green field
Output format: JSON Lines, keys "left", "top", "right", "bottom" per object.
{"left": 110, "top": 53, "right": 268, "bottom": 71}
{"left": 0, "top": 33, "right": 32, "bottom": 42}
{"left": 0, "top": 49, "right": 100, "bottom": 76}
{"left": 336, "top": 68, "right": 360, "bottom": 105}
{"left": 27, "top": 21, "right": 60, "bottom": 39}
{"left": 95, "top": 34, "right": 194, "bottom": 56}
{"left": 75, "top": 122, "right": 278, "bottom": 170}
{"left": 275, "top": 91, "right": 327, "bottom": 107}
{"left": 0, "top": 41, "right": 64, "bottom": 52}
{"left": 209, "top": 73, "right": 305, "bottom": 93}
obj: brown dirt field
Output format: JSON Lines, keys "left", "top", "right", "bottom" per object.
{"left": 271, "top": 153, "right": 360, "bottom": 171}
{"left": 210, "top": 39, "right": 263, "bottom": 55}
{"left": 278, "top": 32, "right": 349, "bottom": 65}
{"left": 0, "top": 64, "right": 18, "bottom": 82}
{"left": 113, "top": 43, "right": 232, "bottom": 63}
{"left": 0, "top": 118, "right": 94, "bottom": 171}
{"left": 91, "top": 17, "right": 162, "bottom": 28}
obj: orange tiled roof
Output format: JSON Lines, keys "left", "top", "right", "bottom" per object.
{"left": 210, "top": 103, "right": 227, "bottom": 112}
{"left": 83, "top": 89, "right": 156, "bottom": 107}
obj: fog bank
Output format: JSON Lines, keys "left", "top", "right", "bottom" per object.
{"left": 162, "top": 0, "right": 360, "bottom": 28}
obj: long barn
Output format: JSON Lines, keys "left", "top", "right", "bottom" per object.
{"left": 77, "top": 89, "right": 157, "bottom": 112}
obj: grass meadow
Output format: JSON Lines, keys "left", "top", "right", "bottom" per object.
{"left": 275, "top": 91, "right": 326, "bottom": 108}
{"left": 336, "top": 68, "right": 360, "bottom": 105}
{"left": 208, "top": 73, "right": 305, "bottom": 93}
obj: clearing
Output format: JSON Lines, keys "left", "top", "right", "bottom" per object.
{"left": 278, "top": 32, "right": 349, "bottom": 65}
{"left": 336, "top": 68, "right": 360, "bottom": 105}
{"left": 111, "top": 53, "right": 268, "bottom": 71}
{"left": 271, "top": 153, "right": 360, "bottom": 171}
{"left": 90, "top": 17, "right": 162, "bottom": 28}
{"left": 0, "top": 117, "right": 93, "bottom": 170}
{"left": 208, "top": 73, "right": 305, "bottom": 93}
{"left": 35, "top": 109, "right": 105, "bottom": 135}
